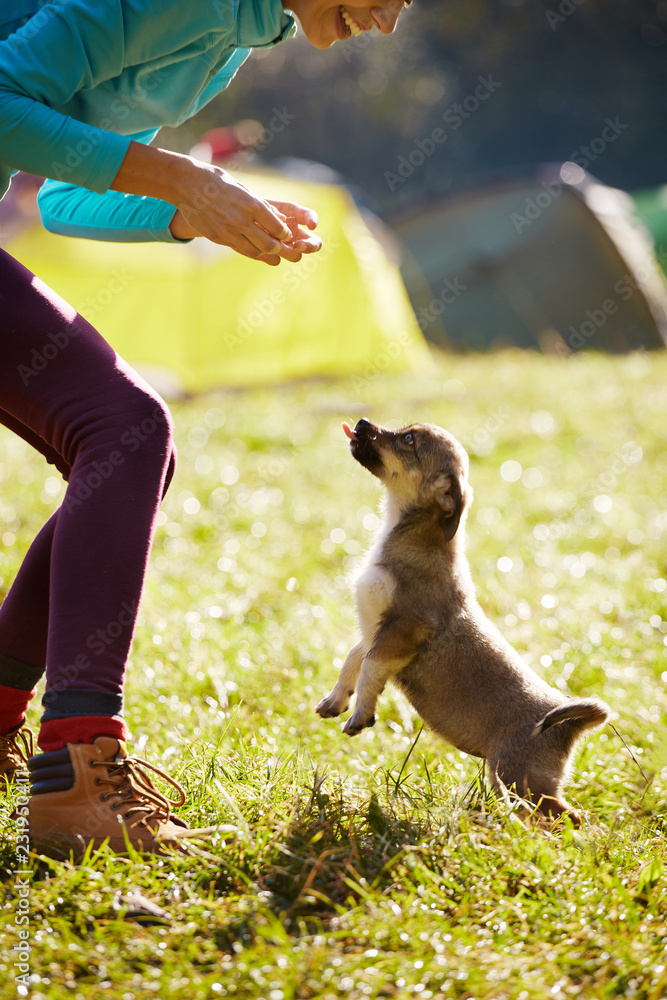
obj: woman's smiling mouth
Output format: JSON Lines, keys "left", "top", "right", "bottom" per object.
{"left": 340, "top": 6, "right": 363, "bottom": 37}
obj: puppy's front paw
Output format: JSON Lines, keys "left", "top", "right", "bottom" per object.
{"left": 342, "top": 711, "right": 375, "bottom": 736}
{"left": 316, "top": 692, "right": 349, "bottom": 718}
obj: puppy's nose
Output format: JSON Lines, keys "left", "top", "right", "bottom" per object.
{"left": 354, "top": 418, "right": 373, "bottom": 434}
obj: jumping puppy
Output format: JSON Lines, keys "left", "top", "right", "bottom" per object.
{"left": 316, "top": 418, "right": 610, "bottom": 823}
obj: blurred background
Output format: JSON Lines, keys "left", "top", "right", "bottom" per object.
{"left": 3, "top": 0, "right": 667, "bottom": 390}
{"left": 161, "top": 0, "right": 667, "bottom": 212}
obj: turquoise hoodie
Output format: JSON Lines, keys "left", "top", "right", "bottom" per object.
{"left": 0, "top": 0, "right": 296, "bottom": 241}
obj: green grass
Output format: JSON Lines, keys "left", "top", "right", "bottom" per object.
{"left": 1, "top": 348, "right": 666, "bottom": 999}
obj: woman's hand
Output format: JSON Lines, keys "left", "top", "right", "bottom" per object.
{"left": 110, "top": 142, "right": 322, "bottom": 265}
{"left": 170, "top": 167, "right": 322, "bottom": 264}
{"left": 266, "top": 199, "right": 322, "bottom": 257}
{"left": 170, "top": 187, "right": 322, "bottom": 265}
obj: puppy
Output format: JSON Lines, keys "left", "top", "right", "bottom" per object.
{"left": 316, "top": 418, "right": 610, "bottom": 823}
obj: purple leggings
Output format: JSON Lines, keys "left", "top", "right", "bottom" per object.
{"left": 0, "top": 248, "right": 175, "bottom": 723}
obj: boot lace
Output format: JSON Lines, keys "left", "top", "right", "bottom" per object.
{"left": 0, "top": 724, "right": 35, "bottom": 766}
{"left": 91, "top": 754, "right": 186, "bottom": 829}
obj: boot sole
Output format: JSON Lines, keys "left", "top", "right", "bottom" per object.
{"left": 29, "top": 825, "right": 220, "bottom": 859}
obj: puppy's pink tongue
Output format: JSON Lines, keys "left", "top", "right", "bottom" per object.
{"left": 342, "top": 421, "right": 357, "bottom": 441}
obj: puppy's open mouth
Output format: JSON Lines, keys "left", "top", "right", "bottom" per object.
{"left": 343, "top": 420, "right": 384, "bottom": 477}
{"left": 342, "top": 420, "right": 377, "bottom": 442}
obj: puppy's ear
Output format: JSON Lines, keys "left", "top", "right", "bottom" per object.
{"left": 435, "top": 473, "right": 466, "bottom": 541}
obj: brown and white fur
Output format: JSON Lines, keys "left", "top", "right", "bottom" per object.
{"left": 316, "top": 418, "right": 610, "bottom": 823}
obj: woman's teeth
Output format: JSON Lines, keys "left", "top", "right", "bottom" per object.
{"left": 340, "top": 6, "right": 362, "bottom": 36}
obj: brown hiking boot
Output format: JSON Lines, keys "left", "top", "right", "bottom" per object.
{"left": 27, "top": 737, "right": 217, "bottom": 858}
{"left": 0, "top": 723, "right": 35, "bottom": 785}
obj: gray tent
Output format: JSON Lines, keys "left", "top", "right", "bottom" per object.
{"left": 392, "top": 163, "right": 667, "bottom": 353}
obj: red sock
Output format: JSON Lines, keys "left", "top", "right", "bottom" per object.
{"left": 0, "top": 683, "right": 36, "bottom": 734}
{"left": 38, "top": 716, "right": 129, "bottom": 752}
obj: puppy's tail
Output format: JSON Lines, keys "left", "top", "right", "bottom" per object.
{"left": 532, "top": 699, "right": 610, "bottom": 739}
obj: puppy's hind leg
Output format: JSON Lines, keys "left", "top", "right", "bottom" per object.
{"left": 316, "top": 640, "right": 366, "bottom": 718}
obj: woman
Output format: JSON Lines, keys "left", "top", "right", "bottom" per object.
{"left": 0, "top": 0, "right": 410, "bottom": 856}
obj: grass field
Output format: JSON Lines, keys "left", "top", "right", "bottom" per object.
{"left": 1, "top": 348, "right": 666, "bottom": 1000}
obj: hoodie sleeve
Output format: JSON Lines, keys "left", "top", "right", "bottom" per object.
{"left": 36, "top": 179, "right": 190, "bottom": 243}
{"left": 0, "top": 0, "right": 130, "bottom": 192}
{"left": 36, "top": 130, "right": 192, "bottom": 243}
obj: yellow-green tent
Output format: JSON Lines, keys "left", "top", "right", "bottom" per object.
{"left": 6, "top": 168, "right": 428, "bottom": 393}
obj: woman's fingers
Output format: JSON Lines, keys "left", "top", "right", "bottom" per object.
{"left": 268, "top": 199, "right": 319, "bottom": 230}
{"left": 175, "top": 165, "right": 323, "bottom": 264}
{"left": 286, "top": 229, "right": 323, "bottom": 253}
{"left": 256, "top": 210, "right": 293, "bottom": 244}
{"left": 232, "top": 230, "right": 282, "bottom": 262}
{"left": 256, "top": 201, "right": 322, "bottom": 258}
{"left": 270, "top": 241, "right": 305, "bottom": 264}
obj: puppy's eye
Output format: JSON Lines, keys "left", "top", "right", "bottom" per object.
{"left": 402, "top": 432, "right": 415, "bottom": 445}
